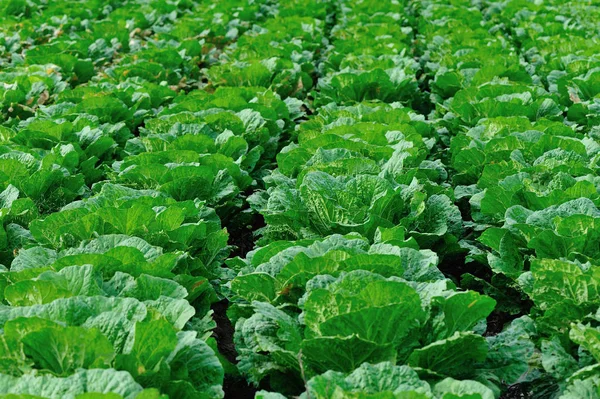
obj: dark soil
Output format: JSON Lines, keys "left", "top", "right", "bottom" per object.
{"left": 485, "top": 310, "right": 521, "bottom": 336}
{"left": 211, "top": 300, "right": 238, "bottom": 364}
{"left": 501, "top": 384, "right": 531, "bottom": 399}
{"left": 212, "top": 299, "right": 262, "bottom": 398}
{"left": 228, "top": 212, "right": 265, "bottom": 259}
{"left": 223, "top": 376, "right": 259, "bottom": 399}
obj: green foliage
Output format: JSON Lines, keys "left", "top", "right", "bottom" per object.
{"left": 1, "top": 0, "right": 599, "bottom": 398}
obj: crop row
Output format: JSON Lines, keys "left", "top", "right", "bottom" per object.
{"left": 236, "top": 1, "right": 514, "bottom": 397}
{"left": 1, "top": 0, "right": 600, "bottom": 398}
